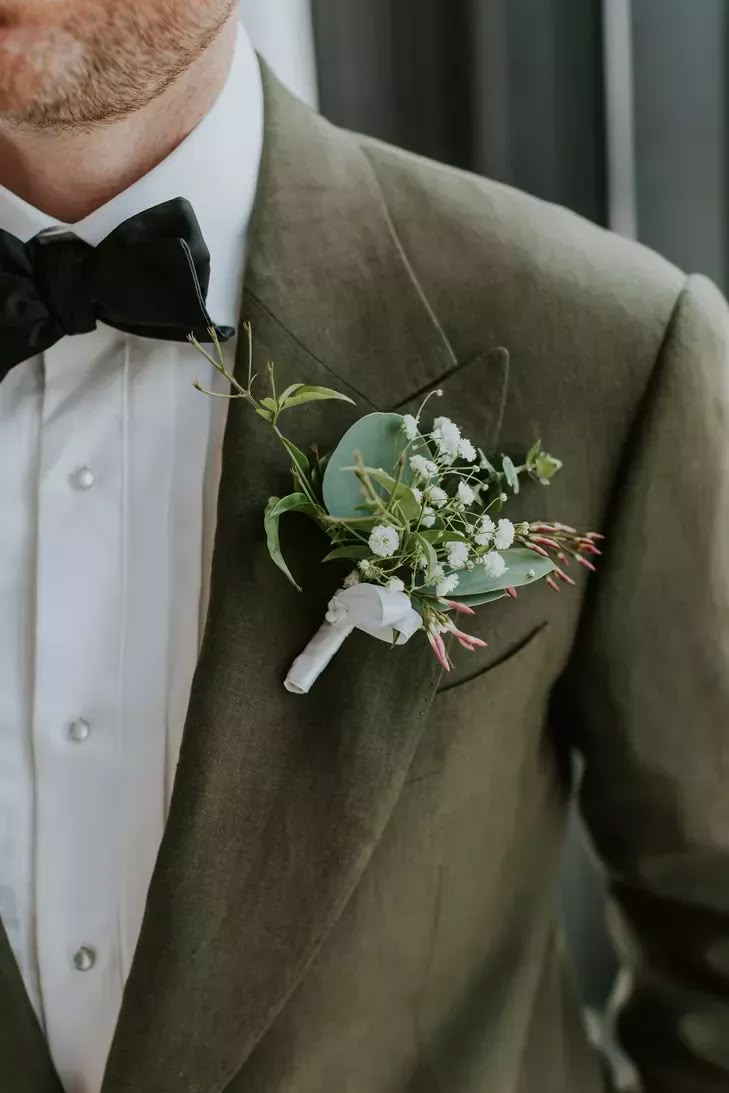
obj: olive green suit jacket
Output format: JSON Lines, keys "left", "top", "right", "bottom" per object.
{"left": 2, "top": 63, "right": 728, "bottom": 1093}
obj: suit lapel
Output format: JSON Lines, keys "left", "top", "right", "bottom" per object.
{"left": 102, "top": 64, "right": 503, "bottom": 1093}
{"left": 0, "top": 922, "right": 62, "bottom": 1091}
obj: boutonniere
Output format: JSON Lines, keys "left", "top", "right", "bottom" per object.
{"left": 191, "top": 326, "right": 602, "bottom": 694}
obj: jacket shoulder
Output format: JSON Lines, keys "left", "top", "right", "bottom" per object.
{"left": 358, "top": 134, "right": 685, "bottom": 382}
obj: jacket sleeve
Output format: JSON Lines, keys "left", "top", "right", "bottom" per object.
{"left": 553, "top": 273, "right": 729, "bottom": 1092}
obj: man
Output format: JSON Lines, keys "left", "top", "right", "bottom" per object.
{"left": 0, "top": 2, "right": 727, "bottom": 1092}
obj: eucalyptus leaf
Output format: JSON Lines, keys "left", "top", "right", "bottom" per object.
{"left": 264, "top": 495, "right": 302, "bottom": 591}
{"left": 502, "top": 455, "right": 520, "bottom": 494}
{"left": 280, "top": 386, "right": 355, "bottom": 410}
{"left": 448, "top": 548, "right": 553, "bottom": 598}
{"left": 453, "top": 590, "right": 508, "bottom": 607}
{"left": 323, "top": 412, "right": 416, "bottom": 518}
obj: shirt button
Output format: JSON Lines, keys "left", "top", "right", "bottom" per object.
{"left": 68, "top": 718, "right": 91, "bottom": 743}
{"left": 73, "top": 946, "right": 97, "bottom": 972}
{"left": 73, "top": 466, "right": 96, "bottom": 490}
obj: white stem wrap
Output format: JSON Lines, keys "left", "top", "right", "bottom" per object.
{"left": 284, "top": 583, "right": 423, "bottom": 695}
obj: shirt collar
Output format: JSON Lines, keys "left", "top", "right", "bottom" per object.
{"left": 0, "top": 22, "right": 263, "bottom": 330}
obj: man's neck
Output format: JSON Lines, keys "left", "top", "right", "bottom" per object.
{"left": 0, "top": 16, "right": 238, "bottom": 224}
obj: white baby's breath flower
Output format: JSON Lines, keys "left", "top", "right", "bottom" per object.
{"left": 482, "top": 551, "right": 507, "bottom": 578}
{"left": 500, "top": 492, "right": 508, "bottom": 503}
{"left": 386, "top": 577, "right": 406, "bottom": 593}
{"left": 369, "top": 525, "right": 400, "bottom": 558}
{"left": 411, "top": 486, "right": 423, "bottom": 504}
{"left": 431, "top": 563, "right": 445, "bottom": 582}
{"left": 475, "top": 514, "right": 495, "bottom": 546}
{"left": 458, "top": 437, "right": 477, "bottom": 463}
{"left": 446, "top": 541, "right": 470, "bottom": 569}
{"left": 420, "top": 506, "right": 436, "bottom": 528}
{"left": 410, "top": 454, "right": 438, "bottom": 479}
{"left": 431, "top": 417, "right": 461, "bottom": 458}
{"left": 425, "top": 485, "right": 448, "bottom": 509}
{"left": 494, "top": 518, "right": 515, "bottom": 550}
{"left": 436, "top": 573, "right": 460, "bottom": 597}
{"left": 457, "top": 481, "right": 476, "bottom": 506}
{"left": 402, "top": 414, "right": 419, "bottom": 440}
{"left": 343, "top": 570, "right": 361, "bottom": 588}
{"left": 358, "top": 558, "right": 378, "bottom": 577}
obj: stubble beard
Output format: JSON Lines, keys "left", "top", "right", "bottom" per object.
{"left": 0, "top": 1, "right": 236, "bottom": 131}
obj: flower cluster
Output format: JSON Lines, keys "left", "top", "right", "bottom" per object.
{"left": 190, "top": 325, "right": 601, "bottom": 674}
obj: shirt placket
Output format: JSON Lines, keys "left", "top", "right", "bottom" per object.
{"left": 33, "top": 328, "right": 126, "bottom": 1093}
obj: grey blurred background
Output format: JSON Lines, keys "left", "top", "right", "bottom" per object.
{"left": 242, "top": 0, "right": 727, "bottom": 1026}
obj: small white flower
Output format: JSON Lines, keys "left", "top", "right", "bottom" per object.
{"left": 475, "top": 514, "right": 495, "bottom": 546}
{"left": 431, "top": 417, "right": 461, "bottom": 458}
{"left": 446, "top": 541, "right": 470, "bottom": 569}
{"left": 368, "top": 525, "right": 400, "bottom": 558}
{"left": 500, "top": 492, "right": 508, "bottom": 503}
{"left": 436, "top": 573, "right": 460, "bottom": 597}
{"left": 425, "top": 485, "right": 448, "bottom": 509}
{"left": 410, "top": 454, "right": 438, "bottom": 479}
{"left": 482, "top": 551, "right": 507, "bottom": 578}
{"left": 411, "top": 486, "right": 423, "bottom": 504}
{"left": 402, "top": 414, "right": 419, "bottom": 441}
{"left": 458, "top": 437, "right": 477, "bottom": 463}
{"left": 457, "top": 481, "right": 476, "bottom": 506}
{"left": 358, "top": 558, "right": 378, "bottom": 577}
{"left": 386, "top": 577, "right": 405, "bottom": 593}
{"left": 420, "top": 506, "right": 436, "bottom": 528}
{"left": 431, "top": 563, "right": 445, "bottom": 582}
{"left": 342, "top": 570, "right": 361, "bottom": 588}
{"left": 494, "top": 518, "right": 515, "bottom": 550}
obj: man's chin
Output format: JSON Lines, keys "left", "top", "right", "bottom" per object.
{"left": 0, "top": 28, "right": 84, "bottom": 123}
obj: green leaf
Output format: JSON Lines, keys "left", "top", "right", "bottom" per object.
{"left": 255, "top": 408, "right": 273, "bottom": 422}
{"left": 418, "top": 528, "right": 470, "bottom": 544}
{"left": 278, "top": 383, "right": 306, "bottom": 406}
{"left": 502, "top": 455, "right": 520, "bottom": 494}
{"left": 341, "top": 465, "right": 421, "bottom": 521}
{"left": 322, "top": 544, "right": 371, "bottom": 563}
{"left": 260, "top": 396, "right": 277, "bottom": 412}
{"left": 448, "top": 548, "right": 554, "bottom": 598}
{"left": 279, "top": 435, "right": 310, "bottom": 477}
{"left": 280, "top": 386, "right": 356, "bottom": 409}
{"left": 324, "top": 412, "right": 426, "bottom": 518}
{"left": 267, "top": 492, "right": 318, "bottom": 520}
{"left": 264, "top": 495, "right": 302, "bottom": 591}
{"left": 414, "top": 533, "right": 439, "bottom": 584}
{"left": 533, "top": 451, "right": 563, "bottom": 484}
{"left": 526, "top": 438, "right": 542, "bottom": 467}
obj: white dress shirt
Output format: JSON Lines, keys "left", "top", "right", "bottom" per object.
{"left": 0, "top": 27, "right": 263, "bottom": 1093}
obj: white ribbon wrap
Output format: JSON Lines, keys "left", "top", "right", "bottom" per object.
{"left": 284, "top": 583, "right": 423, "bottom": 695}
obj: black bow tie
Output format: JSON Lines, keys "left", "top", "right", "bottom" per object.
{"left": 0, "top": 196, "right": 234, "bottom": 382}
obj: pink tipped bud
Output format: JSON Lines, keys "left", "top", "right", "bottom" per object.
{"left": 578, "top": 542, "right": 602, "bottom": 556}
{"left": 527, "top": 543, "right": 550, "bottom": 559}
{"left": 443, "top": 599, "right": 476, "bottom": 615}
{"left": 554, "top": 567, "right": 576, "bottom": 587}
{"left": 533, "top": 536, "right": 561, "bottom": 550}
{"left": 427, "top": 631, "right": 451, "bottom": 672}
{"left": 575, "top": 554, "right": 597, "bottom": 573}
{"left": 449, "top": 625, "right": 488, "bottom": 649}
{"left": 557, "top": 552, "right": 570, "bottom": 566}
{"left": 586, "top": 531, "right": 605, "bottom": 540}
{"left": 504, "top": 586, "right": 518, "bottom": 599}
{"left": 546, "top": 576, "right": 561, "bottom": 593}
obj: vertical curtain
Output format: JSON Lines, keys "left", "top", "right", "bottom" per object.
{"left": 311, "top": 0, "right": 606, "bottom": 223}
